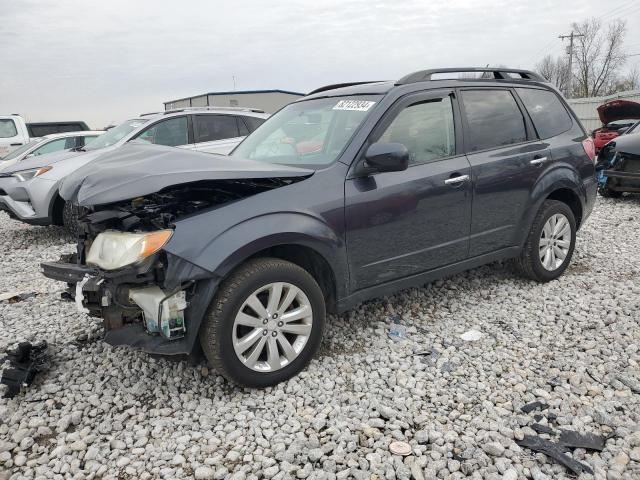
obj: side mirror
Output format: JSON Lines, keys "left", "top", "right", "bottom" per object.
{"left": 364, "top": 142, "right": 409, "bottom": 173}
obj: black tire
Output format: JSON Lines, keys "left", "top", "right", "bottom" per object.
{"left": 598, "top": 185, "right": 623, "bottom": 198}
{"left": 200, "top": 258, "right": 326, "bottom": 388}
{"left": 513, "top": 200, "right": 576, "bottom": 282}
{"left": 62, "top": 202, "right": 79, "bottom": 236}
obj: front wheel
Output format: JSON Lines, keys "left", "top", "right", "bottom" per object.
{"left": 513, "top": 200, "right": 576, "bottom": 282}
{"left": 200, "top": 258, "right": 326, "bottom": 387}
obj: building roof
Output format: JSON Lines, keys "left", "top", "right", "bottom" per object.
{"left": 164, "top": 89, "right": 305, "bottom": 105}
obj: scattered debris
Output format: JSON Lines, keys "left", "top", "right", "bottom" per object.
{"left": 460, "top": 329, "right": 483, "bottom": 341}
{"left": 531, "top": 423, "right": 555, "bottom": 435}
{"left": 521, "top": 401, "right": 549, "bottom": 413}
{"left": 0, "top": 341, "right": 50, "bottom": 398}
{"left": 0, "top": 291, "right": 37, "bottom": 304}
{"left": 388, "top": 314, "right": 407, "bottom": 342}
{"left": 517, "top": 435, "right": 594, "bottom": 475}
{"left": 389, "top": 441, "right": 412, "bottom": 456}
{"left": 559, "top": 430, "right": 607, "bottom": 451}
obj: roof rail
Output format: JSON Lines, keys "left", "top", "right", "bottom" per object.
{"left": 307, "top": 81, "right": 385, "bottom": 96}
{"left": 139, "top": 111, "right": 162, "bottom": 117}
{"left": 163, "top": 106, "right": 265, "bottom": 114}
{"left": 397, "top": 68, "right": 545, "bottom": 84}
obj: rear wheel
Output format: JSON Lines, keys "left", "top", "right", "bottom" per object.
{"left": 200, "top": 258, "right": 325, "bottom": 387}
{"left": 62, "top": 202, "right": 79, "bottom": 236}
{"left": 513, "top": 200, "right": 576, "bottom": 282}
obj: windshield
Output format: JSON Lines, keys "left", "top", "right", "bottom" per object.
{"left": 0, "top": 140, "right": 38, "bottom": 161}
{"left": 84, "top": 119, "right": 148, "bottom": 151}
{"left": 232, "top": 95, "right": 381, "bottom": 168}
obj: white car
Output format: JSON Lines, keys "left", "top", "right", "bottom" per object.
{"left": 0, "top": 131, "right": 104, "bottom": 171}
{"left": 0, "top": 115, "right": 30, "bottom": 158}
{"left": 0, "top": 107, "right": 269, "bottom": 230}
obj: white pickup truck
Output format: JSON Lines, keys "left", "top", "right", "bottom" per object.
{"left": 0, "top": 115, "right": 30, "bottom": 158}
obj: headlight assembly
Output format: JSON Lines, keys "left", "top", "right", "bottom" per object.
{"left": 86, "top": 230, "right": 173, "bottom": 270}
{"left": 13, "top": 166, "right": 52, "bottom": 182}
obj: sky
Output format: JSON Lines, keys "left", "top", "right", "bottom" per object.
{"left": 1, "top": 0, "right": 639, "bottom": 128}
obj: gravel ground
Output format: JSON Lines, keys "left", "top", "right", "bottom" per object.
{"left": 0, "top": 196, "right": 639, "bottom": 480}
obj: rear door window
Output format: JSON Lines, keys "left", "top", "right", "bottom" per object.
{"left": 194, "top": 115, "right": 240, "bottom": 143}
{"left": 32, "top": 138, "right": 68, "bottom": 155}
{"left": 460, "top": 90, "right": 527, "bottom": 151}
{"left": 516, "top": 88, "right": 573, "bottom": 139}
{"left": 136, "top": 116, "right": 189, "bottom": 147}
{"left": 0, "top": 119, "right": 18, "bottom": 138}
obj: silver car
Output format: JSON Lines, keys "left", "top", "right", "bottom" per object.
{"left": 0, "top": 130, "right": 104, "bottom": 171}
{"left": 0, "top": 107, "right": 269, "bottom": 229}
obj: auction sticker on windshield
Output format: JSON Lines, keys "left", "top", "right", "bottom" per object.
{"left": 333, "top": 100, "right": 376, "bottom": 111}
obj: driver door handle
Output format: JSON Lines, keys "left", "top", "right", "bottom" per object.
{"left": 444, "top": 174, "right": 469, "bottom": 185}
{"left": 530, "top": 156, "right": 548, "bottom": 165}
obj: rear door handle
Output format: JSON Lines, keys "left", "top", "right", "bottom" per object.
{"left": 444, "top": 174, "right": 470, "bottom": 185}
{"left": 530, "top": 156, "right": 548, "bottom": 165}
{"left": 10, "top": 143, "right": 23, "bottom": 146}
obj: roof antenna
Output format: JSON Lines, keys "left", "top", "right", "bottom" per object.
{"left": 232, "top": 75, "right": 236, "bottom": 91}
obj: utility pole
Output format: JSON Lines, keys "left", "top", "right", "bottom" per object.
{"left": 559, "top": 32, "right": 584, "bottom": 98}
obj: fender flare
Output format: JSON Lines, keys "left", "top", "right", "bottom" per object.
{"left": 516, "top": 165, "right": 585, "bottom": 246}
{"left": 165, "top": 211, "right": 348, "bottom": 299}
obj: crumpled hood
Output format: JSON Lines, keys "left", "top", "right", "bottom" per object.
{"left": 597, "top": 100, "right": 640, "bottom": 125}
{"left": 0, "top": 148, "right": 84, "bottom": 174}
{"left": 60, "top": 143, "right": 314, "bottom": 206}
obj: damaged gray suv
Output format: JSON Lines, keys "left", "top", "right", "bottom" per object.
{"left": 42, "top": 68, "right": 597, "bottom": 387}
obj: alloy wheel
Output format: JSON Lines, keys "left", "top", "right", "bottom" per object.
{"left": 232, "top": 282, "right": 313, "bottom": 372}
{"left": 539, "top": 213, "right": 571, "bottom": 271}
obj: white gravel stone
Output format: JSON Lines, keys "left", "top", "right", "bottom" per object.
{"left": 0, "top": 199, "right": 638, "bottom": 479}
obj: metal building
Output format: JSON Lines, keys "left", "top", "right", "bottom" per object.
{"left": 164, "top": 89, "right": 305, "bottom": 113}
{"left": 567, "top": 89, "right": 640, "bottom": 132}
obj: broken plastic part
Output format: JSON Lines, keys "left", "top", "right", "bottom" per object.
{"left": 517, "top": 435, "right": 594, "bottom": 475}
{"left": 0, "top": 341, "right": 49, "bottom": 398}
{"left": 521, "top": 401, "right": 549, "bottom": 413}
{"left": 558, "top": 430, "right": 607, "bottom": 451}
{"left": 128, "top": 286, "right": 187, "bottom": 340}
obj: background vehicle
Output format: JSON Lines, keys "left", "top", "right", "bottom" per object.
{"left": 26, "top": 121, "right": 90, "bottom": 137}
{"left": 0, "top": 131, "right": 103, "bottom": 170}
{"left": 0, "top": 116, "right": 92, "bottom": 158}
{"left": 44, "top": 67, "right": 596, "bottom": 388}
{"left": 592, "top": 100, "right": 640, "bottom": 152}
{"left": 0, "top": 107, "right": 268, "bottom": 230}
{"left": 596, "top": 131, "right": 640, "bottom": 197}
{"left": 0, "top": 115, "right": 30, "bottom": 158}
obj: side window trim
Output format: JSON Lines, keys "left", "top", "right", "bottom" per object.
{"left": 357, "top": 90, "right": 462, "bottom": 171}
{"left": 457, "top": 87, "right": 535, "bottom": 155}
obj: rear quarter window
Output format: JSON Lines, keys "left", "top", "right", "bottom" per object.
{"left": 516, "top": 88, "right": 573, "bottom": 139}
{"left": 242, "top": 116, "right": 266, "bottom": 132}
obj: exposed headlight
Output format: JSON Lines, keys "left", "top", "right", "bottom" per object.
{"left": 13, "top": 166, "right": 52, "bottom": 182}
{"left": 86, "top": 230, "right": 172, "bottom": 270}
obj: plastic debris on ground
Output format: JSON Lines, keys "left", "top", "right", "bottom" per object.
{"left": 459, "top": 329, "right": 483, "bottom": 341}
{"left": 517, "top": 435, "right": 594, "bottom": 475}
{"left": 387, "top": 314, "right": 407, "bottom": 342}
{"left": 0, "top": 341, "right": 50, "bottom": 398}
{"left": 0, "top": 291, "right": 37, "bottom": 304}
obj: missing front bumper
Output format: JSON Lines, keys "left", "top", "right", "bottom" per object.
{"left": 41, "top": 255, "right": 220, "bottom": 356}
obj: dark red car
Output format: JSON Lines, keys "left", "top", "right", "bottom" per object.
{"left": 592, "top": 99, "right": 640, "bottom": 152}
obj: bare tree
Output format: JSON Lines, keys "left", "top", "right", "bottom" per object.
{"left": 572, "top": 18, "right": 627, "bottom": 97}
{"left": 535, "top": 55, "right": 569, "bottom": 92}
{"left": 616, "top": 66, "right": 639, "bottom": 91}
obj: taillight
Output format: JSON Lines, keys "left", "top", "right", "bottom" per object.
{"left": 582, "top": 137, "right": 595, "bottom": 163}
